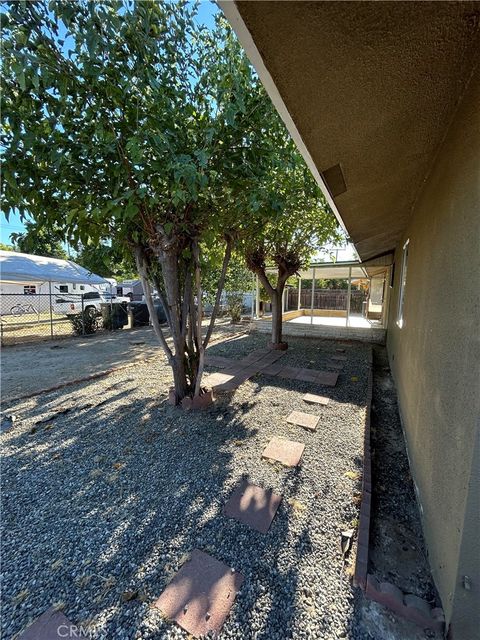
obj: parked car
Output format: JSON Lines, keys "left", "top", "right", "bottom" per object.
{"left": 55, "top": 290, "right": 130, "bottom": 316}
{"left": 129, "top": 300, "right": 167, "bottom": 326}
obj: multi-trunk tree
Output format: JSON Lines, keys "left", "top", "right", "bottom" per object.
{"left": 2, "top": 1, "right": 268, "bottom": 402}
{"left": 2, "top": 0, "right": 340, "bottom": 399}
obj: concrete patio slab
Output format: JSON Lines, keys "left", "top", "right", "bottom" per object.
{"left": 224, "top": 480, "right": 282, "bottom": 533}
{"left": 154, "top": 549, "right": 244, "bottom": 638}
{"left": 18, "top": 608, "right": 86, "bottom": 639}
{"left": 286, "top": 410, "right": 320, "bottom": 431}
{"left": 262, "top": 436, "right": 305, "bottom": 467}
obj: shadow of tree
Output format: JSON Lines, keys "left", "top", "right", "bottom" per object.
{"left": 1, "top": 333, "right": 370, "bottom": 639}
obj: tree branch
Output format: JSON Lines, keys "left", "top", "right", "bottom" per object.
{"left": 134, "top": 245, "right": 173, "bottom": 362}
{"left": 203, "top": 235, "right": 233, "bottom": 349}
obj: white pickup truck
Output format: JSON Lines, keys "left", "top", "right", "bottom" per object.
{"left": 54, "top": 290, "right": 130, "bottom": 316}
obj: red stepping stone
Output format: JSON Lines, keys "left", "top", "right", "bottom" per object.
{"left": 315, "top": 371, "right": 338, "bottom": 386}
{"left": 154, "top": 549, "right": 244, "bottom": 638}
{"left": 303, "top": 393, "right": 330, "bottom": 405}
{"left": 328, "top": 361, "right": 344, "bottom": 370}
{"left": 18, "top": 608, "right": 87, "bottom": 639}
{"left": 286, "top": 410, "right": 319, "bottom": 431}
{"left": 277, "top": 366, "right": 300, "bottom": 380}
{"left": 262, "top": 436, "right": 305, "bottom": 467}
{"left": 295, "top": 368, "right": 319, "bottom": 382}
{"left": 224, "top": 480, "right": 282, "bottom": 533}
{"left": 260, "top": 362, "right": 285, "bottom": 376}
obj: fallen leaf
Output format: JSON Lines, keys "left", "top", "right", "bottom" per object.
{"left": 287, "top": 498, "right": 306, "bottom": 512}
{"left": 121, "top": 590, "right": 138, "bottom": 602}
{"left": 13, "top": 589, "right": 29, "bottom": 605}
{"left": 344, "top": 471, "right": 361, "bottom": 480}
{"left": 112, "top": 462, "right": 125, "bottom": 471}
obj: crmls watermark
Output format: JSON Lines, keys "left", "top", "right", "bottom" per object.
{"left": 57, "top": 624, "right": 92, "bottom": 638}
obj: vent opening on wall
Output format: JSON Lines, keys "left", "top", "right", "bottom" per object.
{"left": 321, "top": 163, "right": 347, "bottom": 198}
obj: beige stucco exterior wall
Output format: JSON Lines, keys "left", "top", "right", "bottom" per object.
{"left": 387, "top": 65, "right": 480, "bottom": 638}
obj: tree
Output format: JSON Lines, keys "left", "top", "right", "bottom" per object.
{"left": 224, "top": 256, "right": 252, "bottom": 322}
{"left": 75, "top": 242, "right": 136, "bottom": 280}
{"left": 0, "top": 243, "right": 14, "bottom": 251}
{"left": 10, "top": 220, "right": 68, "bottom": 259}
{"left": 242, "top": 126, "right": 341, "bottom": 346}
{"left": 1, "top": 1, "right": 275, "bottom": 402}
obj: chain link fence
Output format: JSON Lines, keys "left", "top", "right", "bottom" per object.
{"left": 0, "top": 292, "right": 131, "bottom": 346}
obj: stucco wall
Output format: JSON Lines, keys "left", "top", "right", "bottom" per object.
{"left": 387, "top": 65, "right": 480, "bottom": 638}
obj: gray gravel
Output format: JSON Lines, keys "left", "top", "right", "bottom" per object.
{"left": 1, "top": 334, "right": 371, "bottom": 639}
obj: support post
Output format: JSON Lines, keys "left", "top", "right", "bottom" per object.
{"left": 251, "top": 275, "right": 255, "bottom": 319}
{"left": 48, "top": 281, "right": 54, "bottom": 339}
{"left": 297, "top": 277, "right": 301, "bottom": 310}
{"left": 255, "top": 275, "right": 260, "bottom": 318}
{"left": 282, "top": 287, "right": 286, "bottom": 314}
{"left": 310, "top": 268, "right": 316, "bottom": 325}
{"left": 346, "top": 265, "right": 352, "bottom": 327}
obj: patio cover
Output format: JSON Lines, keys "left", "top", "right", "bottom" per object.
{"left": 0, "top": 250, "right": 108, "bottom": 285}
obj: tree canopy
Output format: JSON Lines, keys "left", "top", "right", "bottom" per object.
{"left": 1, "top": 0, "right": 340, "bottom": 397}
{"left": 10, "top": 220, "right": 68, "bottom": 259}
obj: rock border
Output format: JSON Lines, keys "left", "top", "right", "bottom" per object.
{"left": 354, "top": 347, "right": 445, "bottom": 634}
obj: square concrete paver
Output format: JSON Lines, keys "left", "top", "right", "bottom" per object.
{"left": 154, "top": 549, "right": 244, "bottom": 638}
{"left": 262, "top": 436, "right": 305, "bottom": 467}
{"left": 286, "top": 410, "right": 320, "bottom": 431}
{"left": 315, "top": 371, "right": 339, "bottom": 386}
{"left": 19, "top": 608, "right": 86, "bottom": 639}
{"left": 327, "top": 361, "right": 344, "bottom": 370}
{"left": 303, "top": 393, "right": 330, "bottom": 406}
{"left": 224, "top": 480, "right": 282, "bottom": 533}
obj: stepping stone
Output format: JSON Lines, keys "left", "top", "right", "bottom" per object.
{"left": 327, "top": 361, "right": 344, "bottom": 370}
{"left": 260, "top": 362, "right": 285, "bottom": 376}
{"left": 315, "top": 371, "right": 339, "bottom": 387}
{"left": 331, "top": 355, "right": 347, "bottom": 361}
{"left": 277, "top": 366, "right": 300, "bottom": 380}
{"left": 286, "top": 410, "right": 319, "bottom": 431}
{"left": 303, "top": 393, "right": 330, "bottom": 406}
{"left": 205, "top": 372, "right": 235, "bottom": 388}
{"left": 262, "top": 436, "right": 305, "bottom": 467}
{"left": 154, "top": 549, "right": 244, "bottom": 638}
{"left": 336, "top": 348, "right": 346, "bottom": 353}
{"left": 18, "top": 608, "right": 87, "bottom": 639}
{"left": 224, "top": 480, "right": 282, "bottom": 533}
{"left": 295, "top": 368, "right": 319, "bottom": 382}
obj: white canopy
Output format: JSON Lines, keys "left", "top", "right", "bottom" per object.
{"left": 0, "top": 250, "right": 108, "bottom": 285}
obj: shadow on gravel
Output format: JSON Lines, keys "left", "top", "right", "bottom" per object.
{"left": 2, "top": 333, "right": 370, "bottom": 639}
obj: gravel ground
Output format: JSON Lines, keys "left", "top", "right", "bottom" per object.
{"left": 1, "top": 333, "right": 371, "bottom": 640}
{"left": 1, "top": 318, "right": 246, "bottom": 402}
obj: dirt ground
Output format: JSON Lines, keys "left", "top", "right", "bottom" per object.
{"left": 1, "top": 320, "right": 244, "bottom": 402}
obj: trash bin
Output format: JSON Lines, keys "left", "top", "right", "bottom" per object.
{"left": 101, "top": 302, "right": 129, "bottom": 330}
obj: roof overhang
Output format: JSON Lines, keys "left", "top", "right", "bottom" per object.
{"left": 219, "top": 1, "right": 480, "bottom": 260}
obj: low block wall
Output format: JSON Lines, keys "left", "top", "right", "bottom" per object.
{"left": 251, "top": 319, "right": 386, "bottom": 344}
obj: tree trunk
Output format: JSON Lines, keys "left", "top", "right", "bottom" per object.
{"left": 171, "top": 353, "right": 189, "bottom": 403}
{"left": 271, "top": 289, "right": 283, "bottom": 345}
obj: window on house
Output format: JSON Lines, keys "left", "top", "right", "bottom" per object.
{"left": 23, "top": 285, "right": 36, "bottom": 295}
{"left": 397, "top": 239, "right": 409, "bottom": 328}
{"left": 59, "top": 285, "right": 68, "bottom": 293}
{"left": 80, "top": 285, "right": 85, "bottom": 291}
{"left": 72, "top": 283, "right": 77, "bottom": 290}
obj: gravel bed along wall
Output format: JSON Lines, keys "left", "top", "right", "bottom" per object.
{"left": 1, "top": 335, "right": 371, "bottom": 640}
